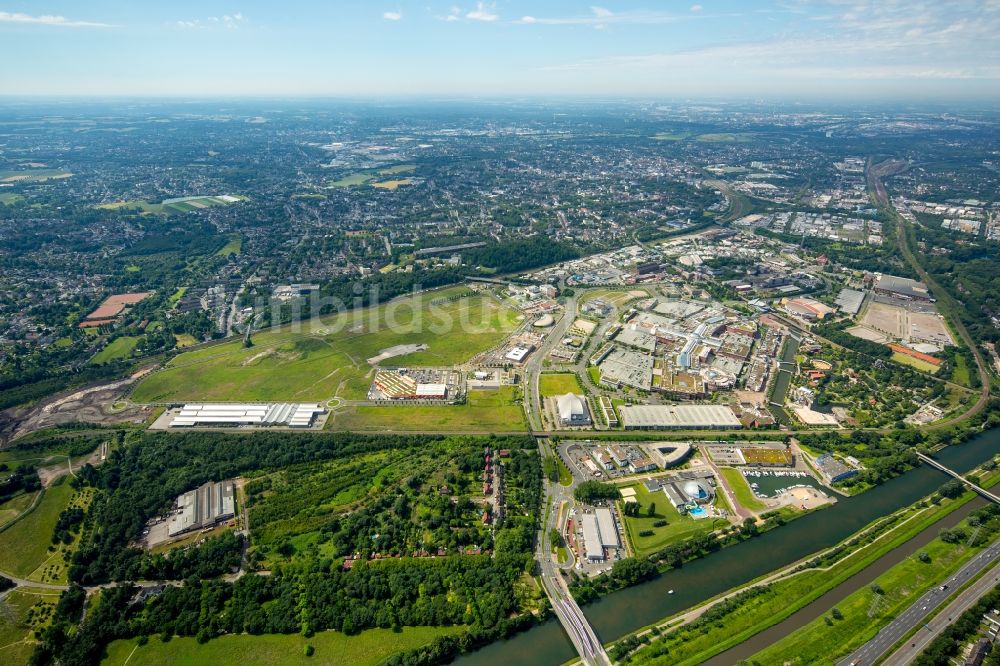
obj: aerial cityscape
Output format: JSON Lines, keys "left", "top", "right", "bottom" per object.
{"left": 1, "top": 2, "right": 999, "bottom": 666}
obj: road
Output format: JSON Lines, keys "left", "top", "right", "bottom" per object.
{"left": 883, "top": 557, "right": 1000, "bottom": 665}
{"left": 836, "top": 537, "right": 1000, "bottom": 666}
{"left": 535, "top": 439, "right": 611, "bottom": 666}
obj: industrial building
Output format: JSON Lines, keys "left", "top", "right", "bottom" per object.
{"left": 170, "top": 403, "right": 325, "bottom": 428}
{"left": 580, "top": 507, "right": 620, "bottom": 562}
{"left": 874, "top": 274, "right": 933, "bottom": 302}
{"left": 618, "top": 404, "right": 742, "bottom": 430}
{"left": 557, "top": 393, "right": 591, "bottom": 426}
{"left": 505, "top": 346, "right": 533, "bottom": 363}
{"left": 168, "top": 480, "right": 236, "bottom": 537}
{"left": 835, "top": 288, "right": 865, "bottom": 315}
{"left": 814, "top": 453, "right": 858, "bottom": 483}
{"left": 373, "top": 371, "right": 448, "bottom": 400}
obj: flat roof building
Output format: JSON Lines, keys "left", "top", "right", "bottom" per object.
{"left": 874, "top": 274, "right": 933, "bottom": 302}
{"left": 170, "top": 403, "right": 324, "bottom": 428}
{"left": 595, "top": 507, "right": 620, "bottom": 548}
{"left": 580, "top": 514, "right": 605, "bottom": 562}
{"left": 168, "top": 480, "right": 235, "bottom": 537}
{"left": 505, "top": 346, "right": 532, "bottom": 363}
{"left": 619, "top": 404, "right": 742, "bottom": 430}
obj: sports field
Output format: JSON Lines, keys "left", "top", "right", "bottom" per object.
{"left": 329, "top": 387, "right": 526, "bottom": 432}
{"left": 539, "top": 373, "right": 584, "bottom": 398}
{"left": 131, "top": 287, "right": 520, "bottom": 403}
{"left": 101, "top": 625, "right": 464, "bottom": 666}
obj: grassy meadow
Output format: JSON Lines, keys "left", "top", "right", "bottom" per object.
{"left": 132, "top": 287, "right": 520, "bottom": 403}
{"left": 101, "top": 626, "right": 464, "bottom": 666}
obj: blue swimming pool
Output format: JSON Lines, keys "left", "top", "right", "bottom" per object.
{"left": 688, "top": 506, "right": 707, "bottom": 517}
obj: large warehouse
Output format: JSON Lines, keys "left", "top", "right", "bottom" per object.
{"left": 168, "top": 480, "right": 236, "bottom": 537}
{"left": 580, "top": 507, "right": 621, "bottom": 562}
{"left": 874, "top": 274, "right": 933, "bottom": 302}
{"left": 170, "top": 403, "right": 325, "bottom": 428}
{"left": 618, "top": 404, "right": 742, "bottom": 430}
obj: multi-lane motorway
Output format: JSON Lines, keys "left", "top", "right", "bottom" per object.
{"left": 884, "top": 557, "right": 1000, "bottom": 664}
{"left": 837, "top": 537, "right": 1000, "bottom": 666}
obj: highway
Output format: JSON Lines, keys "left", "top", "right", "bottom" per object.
{"left": 836, "top": 537, "right": 1000, "bottom": 666}
{"left": 883, "top": 557, "right": 1000, "bottom": 664}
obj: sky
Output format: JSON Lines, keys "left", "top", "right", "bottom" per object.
{"left": 1, "top": 1, "right": 998, "bottom": 100}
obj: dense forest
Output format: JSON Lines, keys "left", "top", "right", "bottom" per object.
{"left": 31, "top": 431, "right": 544, "bottom": 666}
{"left": 463, "top": 236, "right": 579, "bottom": 274}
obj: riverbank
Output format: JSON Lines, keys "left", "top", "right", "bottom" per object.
{"left": 608, "top": 465, "right": 999, "bottom": 665}
{"left": 453, "top": 429, "right": 1000, "bottom": 666}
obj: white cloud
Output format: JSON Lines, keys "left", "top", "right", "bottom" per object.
{"left": 176, "top": 13, "right": 246, "bottom": 30}
{"left": 690, "top": 4, "right": 703, "bottom": 12}
{"left": 466, "top": 2, "right": 498, "bottom": 22}
{"left": 383, "top": 11, "right": 402, "bottom": 21}
{"left": 0, "top": 10, "right": 116, "bottom": 28}
{"left": 516, "top": 7, "right": 680, "bottom": 26}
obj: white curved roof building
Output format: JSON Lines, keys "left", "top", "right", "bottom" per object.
{"left": 557, "top": 393, "right": 590, "bottom": 426}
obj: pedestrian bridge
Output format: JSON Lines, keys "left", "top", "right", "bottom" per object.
{"left": 917, "top": 452, "right": 1000, "bottom": 504}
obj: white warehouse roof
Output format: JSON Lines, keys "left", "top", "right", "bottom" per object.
{"left": 171, "top": 403, "right": 325, "bottom": 428}
{"left": 619, "top": 404, "right": 741, "bottom": 430}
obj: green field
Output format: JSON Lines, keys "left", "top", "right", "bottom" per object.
{"left": 0, "top": 480, "right": 74, "bottom": 578}
{"left": 0, "top": 193, "right": 23, "bottom": 204}
{"left": 695, "top": 133, "right": 754, "bottom": 142}
{"left": 379, "top": 164, "right": 417, "bottom": 175}
{"left": 328, "top": 173, "right": 375, "bottom": 187}
{"left": 133, "top": 288, "right": 519, "bottom": 404}
{"left": 0, "top": 586, "right": 60, "bottom": 665}
{"left": 0, "top": 169, "right": 72, "bottom": 183}
{"left": 951, "top": 350, "right": 971, "bottom": 385}
{"left": 173, "top": 333, "right": 198, "bottom": 347}
{"left": 0, "top": 492, "right": 36, "bottom": 529}
{"left": 620, "top": 483, "right": 726, "bottom": 557}
{"left": 751, "top": 514, "right": 995, "bottom": 664}
{"left": 90, "top": 337, "right": 139, "bottom": 364}
{"left": 651, "top": 132, "right": 691, "bottom": 141}
{"left": 539, "top": 373, "right": 584, "bottom": 398}
{"left": 891, "top": 351, "right": 940, "bottom": 374}
{"left": 718, "top": 467, "right": 767, "bottom": 512}
{"left": 216, "top": 235, "right": 242, "bottom": 256}
{"left": 102, "top": 626, "right": 464, "bottom": 666}
{"left": 330, "top": 387, "right": 526, "bottom": 432}
{"left": 96, "top": 195, "right": 244, "bottom": 216}
{"left": 168, "top": 287, "right": 188, "bottom": 305}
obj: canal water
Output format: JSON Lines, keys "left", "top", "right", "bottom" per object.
{"left": 456, "top": 427, "right": 1000, "bottom": 666}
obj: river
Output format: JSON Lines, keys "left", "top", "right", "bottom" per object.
{"left": 456, "top": 427, "right": 1000, "bottom": 666}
